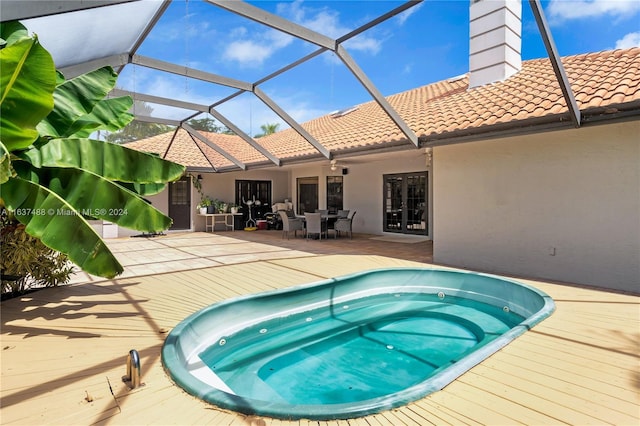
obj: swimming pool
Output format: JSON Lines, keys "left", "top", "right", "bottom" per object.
{"left": 162, "top": 268, "right": 554, "bottom": 420}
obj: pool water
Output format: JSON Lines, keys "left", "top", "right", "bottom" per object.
{"left": 198, "top": 293, "right": 523, "bottom": 405}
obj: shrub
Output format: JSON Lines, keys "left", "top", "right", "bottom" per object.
{"left": 1, "top": 210, "right": 73, "bottom": 298}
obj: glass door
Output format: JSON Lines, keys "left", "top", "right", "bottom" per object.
{"left": 235, "top": 180, "right": 272, "bottom": 221}
{"left": 169, "top": 177, "right": 191, "bottom": 230}
{"left": 297, "top": 177, "right": 318, "bottom": 214}
{"left": 383, "top": 175, "right": 403, "bottom": 232}
{"left": 383, "top": 172, "right": 427, "bottom": 234}
{"left": 326, "top": 176, "right": 343, "bottom": 214}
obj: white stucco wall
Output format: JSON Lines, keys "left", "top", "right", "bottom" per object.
{"left": 433, "top": 121, "right": 640, "bottom": 292}
{"left": 287, "top": 152, "right": 430, "bottom": 236}
{"left": 193, "top": 169, "right": 290, "bottom": 231}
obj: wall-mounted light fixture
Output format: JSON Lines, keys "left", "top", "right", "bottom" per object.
{"left": 197, "top": 174, "right": 203, "bottom": 181}
{"left": 425, "top": 148, "right": 433, "bottom": 166}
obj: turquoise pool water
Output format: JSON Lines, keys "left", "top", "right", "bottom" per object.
{"left": 199, "top": 293, "right": 523, "bottom": 406}
{"left": 162, "top": 268, "right": 554, "bottom": 420}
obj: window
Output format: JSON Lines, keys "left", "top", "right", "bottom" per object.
{"left": 326, "top": 176, "right": 343, "bottom": 214}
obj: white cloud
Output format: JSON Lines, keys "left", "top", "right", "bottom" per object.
{"left": 547, "top": 0, "right": 640, "bottom": 21}
{"left": 344, "top": 35, "right": 382, "bottom": 55}
{"left": 223, "top": 27, "right": 294, "bottom": 67}
{"left": 277, "top": 0, "right": 382, "bottom": 55}
{"left": 615, "top": 31, "right": 640, "bottom": 48}
{"left": 224, "top": 40, "right": 274, "bottom": 66}
{"left": 220, "top": 1, "right": 387, "bottom": 67}
{"left": 395, "top": 2, "right": 423, "bottom": 26}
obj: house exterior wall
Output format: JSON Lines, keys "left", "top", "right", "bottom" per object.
{"left": 192, "top": 169, "right": 290, "bottom": 231}
{"left": 287, "top": 152, "right": 430, "bottom": 236}
{"left": 433, "top": 121, "right": 640, "bottom": 293}
{"left": 345, "top": 153, "right": 431, "bottom": 236}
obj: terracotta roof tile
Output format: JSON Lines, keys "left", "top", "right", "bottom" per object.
{"left": 127, "top": 48, "right": 640, "bottom": 170}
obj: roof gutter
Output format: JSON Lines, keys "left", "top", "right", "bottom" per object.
{"left": 421, "top": 106, "right": 640, "bottom": 148}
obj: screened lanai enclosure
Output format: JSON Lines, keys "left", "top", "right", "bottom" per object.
{"left": 2, "top": 0, "right": 581, "bottom": 173}
{"left": 5, "top": 0, "right": 421, "bottom": 171}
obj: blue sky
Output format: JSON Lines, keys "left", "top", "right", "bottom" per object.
{"left": 115, "top": 0, "right": 640, "bottom": 136}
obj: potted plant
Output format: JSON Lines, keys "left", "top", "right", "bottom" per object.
{"left": 197, "top": 197, "right": 211, "bottom": 215}
{"left": 229, "top": 203, "right": 240, "bottom": 214}
{"left": 213, "top": 199, "right": 227, "bottom": 214}
{"left": 206, "top": 197, "right": 216, "bottom": 214}
{"left": 191, "top": 174, "right": 210, "bottom": 214}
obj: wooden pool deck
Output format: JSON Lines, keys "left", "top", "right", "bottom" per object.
{"left": 1, "top": 231, "right": 638, "bottom": 425}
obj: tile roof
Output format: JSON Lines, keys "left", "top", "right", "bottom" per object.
{"left": 125, "top": 47, "right": 640, "bottom": 171}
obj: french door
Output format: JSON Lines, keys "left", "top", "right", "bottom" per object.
{"left": 383, "top": 172, "right": 428, "bottom": 234}
{"left": 235, "top": 180, "right": 272, "bottom": 221}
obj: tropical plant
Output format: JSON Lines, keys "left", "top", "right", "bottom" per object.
{"left": 1, "top": 211, "right": 73, "bottom": 297}
{"left": 211, "top": 198, "right": 227, "bottom": 213}
{"left": 187, "top": 117, "right": 223, "bottom": 133}
{"left": 0, "top": 21, "right": 185, "bottom": 279}
{"left": 189, "top": 173, "right": 207, "bottom": 209}
{"left": 198, "top": 196, "right": 213, "bottom": 209}
{"left": 104, "top": 101, "right": 173, "bottom": 144}
{"left": 254, "top": 122, "right": 280, "bottom": 138}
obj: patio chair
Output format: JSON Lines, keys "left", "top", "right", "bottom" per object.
{"left": 305, "top": 212, "right": 327, "bottom": 240}
{"left": 337, "top": 209, "right": 350, "bottom": 218}
{"left": 316, "top": 209, "right": 328, "bottom": 215}
{"left": 278, "top": 210, "right": 303, "bottom": 239}
{"left": 334, "top": 210, "right": 356, "bottom": 239}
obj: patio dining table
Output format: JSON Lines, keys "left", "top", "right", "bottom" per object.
{"left": 296, "top": 213, "right": 339, "bottom": 226}
{"left": 297, "top": 213, "right": 340, "bottom": 238}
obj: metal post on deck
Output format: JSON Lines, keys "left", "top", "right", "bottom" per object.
{"left": 124, "top": 349, "right": 141, "bottom": 389}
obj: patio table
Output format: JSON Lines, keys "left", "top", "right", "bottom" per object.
{"left": 296, "top": 214, "right": 339, "bottom": 222}
{"left": 199, "top": 213, "right": 240, "bottom": 232}
{"left": 297, "top": 214, "right": 339, "bottom": 239}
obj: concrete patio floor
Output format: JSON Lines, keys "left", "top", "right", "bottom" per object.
{"left": 68, "top": 230, "right": 433, "bottom": 284}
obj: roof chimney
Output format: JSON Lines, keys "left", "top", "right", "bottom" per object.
{"left": 469, "top": 0, "right": 522, "bottom": 88}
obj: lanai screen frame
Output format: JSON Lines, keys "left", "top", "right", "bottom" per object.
{"left": 2, "top": 0, "right": 579, "bottom": 172}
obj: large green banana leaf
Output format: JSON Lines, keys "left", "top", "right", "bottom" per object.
{"left": 36, "top": 66, "right": 131, "bottom": 138}
{"left": 14, "top": 161, "right": 172, "bottom": 231}
{"left": 0, "top": 21, "right": 55, "bottom": 151}
{"left": 1, "top": 176, "right": 124, "bottom": 278}
{"left": 63, "top": 96, "right": 134, "bottom": 138}
{"left": 116, "top": 181, "right": 167, "bottom": 196}
{"left": 19, "top": 138, "right": 185, "bottom": 183}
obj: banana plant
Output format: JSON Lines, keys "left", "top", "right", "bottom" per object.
{"left": 1, "top": 21, "right": 185, "bottom": 278}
